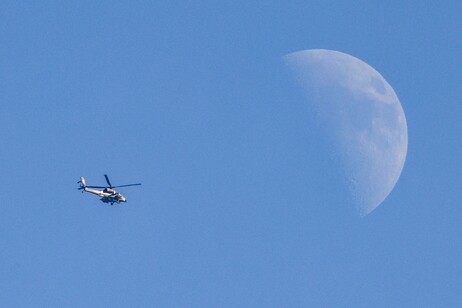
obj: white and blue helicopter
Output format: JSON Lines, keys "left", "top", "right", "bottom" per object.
{"left": 78, "top": 174, "right": 141, "bottom": 205}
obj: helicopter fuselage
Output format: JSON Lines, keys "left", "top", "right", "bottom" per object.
{"left": 82, "top": 187, "right": 127, "bottom": 204}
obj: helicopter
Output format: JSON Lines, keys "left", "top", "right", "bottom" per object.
{"left": 78, "top": 174, "right": 141, "bottom": 205}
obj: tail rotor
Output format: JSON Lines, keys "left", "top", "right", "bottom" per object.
{"left": 78, "top": 177, "right": 87, "bottom": 191}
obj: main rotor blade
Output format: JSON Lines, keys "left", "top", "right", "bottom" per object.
{"left": 104, "top": 174, "right": 113, "bottom": 188}
{"left": 85, "top": 185, "right": 107, "bottom": 189}
{"left": 112, "top": 183, "right": 142, "bottom": 188}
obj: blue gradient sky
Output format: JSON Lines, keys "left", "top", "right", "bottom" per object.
{"left": 1, "top": 1, "right": 461, "bottom": 307}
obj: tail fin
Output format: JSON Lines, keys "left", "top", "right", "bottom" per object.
{"left": 78, "top": 177, "right": 87, "bottom": 190}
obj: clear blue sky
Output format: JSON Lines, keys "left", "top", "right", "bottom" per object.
{"left": 1, "top": 1, "right": 461, "bottom": 307}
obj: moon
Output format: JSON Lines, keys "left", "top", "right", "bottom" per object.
{"left": 283, "top": 49, "right": 408, "bottom": 216}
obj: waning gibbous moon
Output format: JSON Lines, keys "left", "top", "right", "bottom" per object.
{"left": 283, "top": 49, "right": 408, "bottom": 216}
